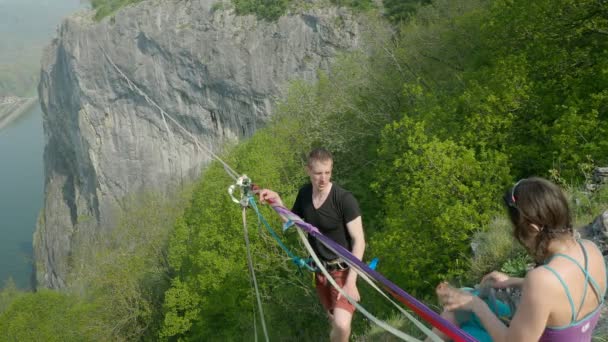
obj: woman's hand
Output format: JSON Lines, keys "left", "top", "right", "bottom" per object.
{"left": 481, "top": 271, "right": 523, "bottom": 289}
{"left": 436, "top": 282, "right": 476, "bottom": 311}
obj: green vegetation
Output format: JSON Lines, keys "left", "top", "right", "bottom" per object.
{"left": 3, "top": 0, "right": 607, "bottom": 340}
{"left": 329, "top": 0, "right": 375, "bottom": 11}
{"left": 382, "top": 0, "right": 431, "bottom": 23}
{"left": 0, "top": 191, "right": 190, "bottom": 341}
{"left": 231, "top": 0, "right": 376, "bottom": 21}
{"left": 90, "top": 0, "right": 145, "bottom": 20}
{"left": 90, "top": 0, "right": 412, "bottom": 23}
{"left": 161, "top": 0, "right": 608, "bottom": 339}
{"left": 232, "top": 0, "right": 292, "bottom": 21}
{"left": 0, "top": 289, "right": 102, "bottom": 341}
{"left": 91, "top": 0, "right": 377, "bottom": 21}
{"left": 371, "top": 118, "right": 511, "bottom": 294}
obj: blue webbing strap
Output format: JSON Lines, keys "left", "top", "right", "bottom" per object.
{"left": 248, "top": 196, "right": 315, "bottom": 272}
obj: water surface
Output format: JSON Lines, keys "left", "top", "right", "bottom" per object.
{"left": 0, "top": 104, "right": 44, "bottom": 289}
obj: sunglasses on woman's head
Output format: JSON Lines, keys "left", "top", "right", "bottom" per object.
{"left": 505, "top": 179, "right": 526, "bottom": 209}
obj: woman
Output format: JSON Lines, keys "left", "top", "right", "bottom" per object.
{"left": 435, "top": 177, "right": 606, "bottom": 341}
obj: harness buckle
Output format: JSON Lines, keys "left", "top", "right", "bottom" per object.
{"left": 322, "top": 259, "right": 349, "bottom": 272}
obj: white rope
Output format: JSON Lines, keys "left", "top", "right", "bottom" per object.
{"left": 321, "top": 243, "right": 443, "bottom": 342}
{"left": 296, "top": 229, "right": 422, "bottom": 342}
{"left": 253, "top": 309, "right": 258, "bottom": 342}
{"left": 97, "top": 42, "right": 240, "bottom": 181}
{"left": 242, "top": 207, "right": 269, "bottom": 342}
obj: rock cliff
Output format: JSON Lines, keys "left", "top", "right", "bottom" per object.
{"left": 35, "top": 0, "right": 361, "bottom": 288}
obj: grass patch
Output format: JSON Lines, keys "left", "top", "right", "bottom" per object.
{"left": 91, "top": 0, "right": 145, "bottom": 21}
{"left": 469, "top": 183, "right": 608, "bottom": 283}
{"left": 356, "top": 314, "right": 428, "bottom": 341}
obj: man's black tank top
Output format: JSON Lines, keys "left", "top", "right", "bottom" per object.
{"left": 292, "top": 183, "right": 361, "bottom": 261}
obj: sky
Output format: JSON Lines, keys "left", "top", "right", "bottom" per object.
{"left": 0, "top": 0, "right": 89, "bottom": 63}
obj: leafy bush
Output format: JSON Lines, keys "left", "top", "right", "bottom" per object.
{"left": 370, "top": 117, "right": 511, "bottom": 297}
{"left": 500, "top": 253, "right": 532, "bottom": 278}
{"left": 66, "top": 191, "right": 189, "bottom": 340}
{"left": 382, "top": 0, "right": 431, "bottom": 23}
{"left": 231, "top": 0, "right": 376, "bottom": 21}
{"left": 160, "top": 121, "right": 330, "bottom": 340}
{"left": 0, "top": 290, "right": 103, "bottom": 341}
{"left": 468, "top": 218, "right": 525, "bottom": 282}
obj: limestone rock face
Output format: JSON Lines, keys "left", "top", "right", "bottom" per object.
{"left": 35, "top": 0, "right": 361, "bottom": 288}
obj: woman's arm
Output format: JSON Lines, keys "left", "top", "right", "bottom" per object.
{"left": 474, "top": 269, "right": 551, "bottom": 342}
{"left": 481, "top": 270, "right": 525, "bottom": 289}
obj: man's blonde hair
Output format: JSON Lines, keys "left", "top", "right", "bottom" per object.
{"left": 307, "top": 148, "right": 333, "bottom": 166}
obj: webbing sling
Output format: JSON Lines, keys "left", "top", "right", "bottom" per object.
{"left": 317, "top": 238, "right": 443, "bottom": 342}
{"left": 271, "top": 205, "right": 477, "bottom": 342}
{"left": 296, "top": 228, "right": 423, "bottom": 341}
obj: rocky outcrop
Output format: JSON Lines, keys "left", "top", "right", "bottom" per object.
{"left": 594, "top": 167, "right": 608, "bottom": 186}
{"left": 35, "top": 0, "right": 362, "bottom": 288}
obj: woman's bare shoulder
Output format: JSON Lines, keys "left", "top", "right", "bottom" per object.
{"left": 524, "top": 265, "right": 562, "bottom": 293}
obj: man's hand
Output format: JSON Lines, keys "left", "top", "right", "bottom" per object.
{"left": 257, "top": 189, "right": 284, "bottom": 207}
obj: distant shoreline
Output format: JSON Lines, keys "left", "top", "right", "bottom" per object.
{"left": 0, "top": 97, "right": 39, "bottom": 131}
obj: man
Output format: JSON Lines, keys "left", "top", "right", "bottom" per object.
{"left": 259, "top": 148, "right": 365, "bottom": 342}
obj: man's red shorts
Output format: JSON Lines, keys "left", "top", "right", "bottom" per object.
{"left": 315, "top": 269, "right": 356, "bottom": 314}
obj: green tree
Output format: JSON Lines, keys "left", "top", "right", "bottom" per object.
{"left": 382, "top": 0, "right": 431, "bottom": 23}
{"left": 371, "top": 118, "right": 511, "bottom": 296}
{"left": 0, "top": 290, "right": 102, "bottom": 341}
{"left": 160, "top": 124, "right": 327, "bottom": 340}
{"left": 66, "top": 191, "right": 190, "bottom": 340}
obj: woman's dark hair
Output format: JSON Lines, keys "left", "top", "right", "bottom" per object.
{"left": 503, "top": 177, "right": 572, "bottom": 261}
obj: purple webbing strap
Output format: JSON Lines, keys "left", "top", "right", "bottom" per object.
{"left": 272, "top": 205, "right": 477, "bottom": 342}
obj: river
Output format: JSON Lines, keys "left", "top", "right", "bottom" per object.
{"left": 0, "top": 104, "right": 44, "bottom": 289}
{"left": 0, "top": 0, "right": 88, "bottom": 290}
